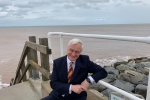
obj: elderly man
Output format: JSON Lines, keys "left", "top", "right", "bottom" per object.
{"left": 42, "top": 38, "right": 107, "bottom": 100}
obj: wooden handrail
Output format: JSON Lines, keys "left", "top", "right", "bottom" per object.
{"left": 17, "top": 60, "right": 50, "bottom": 84}
{"left": 18, "top": 63, "right": 30, "bottom": 83}
{"left": 12, "top": 39, "right": 51, "bottom": 85}
{"left": 29, "top": 60, "right": 50, "bottom": 79}
{"left": 26, "top": 41, "right": 51, "bottom": 54}
{"left": 13, "top": 44, "right": 29, "bottom": 84}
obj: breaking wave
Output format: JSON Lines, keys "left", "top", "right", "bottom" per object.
{"left": 0, "top": 75, "right": 10, "bottom": 89}
{"left": 94, "top": 56, "right": 131, "bottom": 66}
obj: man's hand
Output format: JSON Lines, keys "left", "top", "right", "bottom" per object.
{"left": 81, "top": 79, "right": 90, "bottom": 90}
{"left": 71, "top": 85, "right": 86, "bottom": 94}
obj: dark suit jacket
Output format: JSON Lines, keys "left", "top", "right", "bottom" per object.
{"left": 50, "top": 55, "right": 107, "bottom": 99}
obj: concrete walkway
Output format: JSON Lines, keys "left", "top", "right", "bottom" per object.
{"left": 0, "top": 81, "right": 40, "bottom": 100}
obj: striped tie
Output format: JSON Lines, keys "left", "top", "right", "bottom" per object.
{"left": 68, "top": 62, "right": 73, "bottom": 83}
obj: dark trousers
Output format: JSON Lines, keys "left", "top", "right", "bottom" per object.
{"left": 41, "top": 93, "right": 87, "bottom": 100}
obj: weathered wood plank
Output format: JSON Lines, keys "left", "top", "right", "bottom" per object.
{"left": 16, "top": 71, "right": 21, "bottom": 84}
{"left": 39, "top": 38, "right": 50, "bottom": 81}
{"left": 29, "top": 60, "right": 50, "bottom": 79}
{"left": 21, "top": 61, "right": 27, "bottom": 82}
{"left": 28, "top": 36, "right": 39, "bottom": 79}
{"left": 26, "top": 41, "right": 51, "bottom": 54}
{"left": 12, "top": 44, "right": 28, "bottom": 85}
{"left": 18, "top": 63, "right": 30, "bottom": 83}
{"left": 27, "top": 44, "right": 32, "bottom": 78}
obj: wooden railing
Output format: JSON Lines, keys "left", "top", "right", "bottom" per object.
{"left": 10, "top": 36, "right": 51, "bottom": 85}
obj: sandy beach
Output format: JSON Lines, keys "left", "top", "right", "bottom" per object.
{"left": 0, "top": 24, "right": 150, "bottom": 86}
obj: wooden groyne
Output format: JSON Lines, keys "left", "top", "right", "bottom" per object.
{"left": 10, "top": 36, "right": 51, "bottom": 85}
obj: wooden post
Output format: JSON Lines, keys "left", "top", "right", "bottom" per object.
{"left": 27, "top": 36, "right": 39, "bottom": 79}
{"left": 27, "top": 45, "right": 32, "bottom": 78}
{"left": 39, "top": 38, "right": 50, "bottom": 81}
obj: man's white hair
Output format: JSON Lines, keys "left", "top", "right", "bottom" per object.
{"left": 68, "top": 38, "right": 83, "bottom": 51}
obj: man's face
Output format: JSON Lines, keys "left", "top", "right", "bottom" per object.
{"left": 67, "top": 43, "right": 82, "bottom": 61}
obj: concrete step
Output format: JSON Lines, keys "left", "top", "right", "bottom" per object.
{"left": 41, "top": 80, "right": 107, "bottom": 100}
{"left": 0, "top": 79, "right": 108, "bottom": 100}
{"left": 41, "top": 80, "right": 52, "bottom": 98}
{"left": 0, "top": 81, "right": 40, "bottom": 100}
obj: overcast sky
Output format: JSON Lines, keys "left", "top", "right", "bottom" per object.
{"left": 0, "top": 0, "right": 150, "bottom": 26}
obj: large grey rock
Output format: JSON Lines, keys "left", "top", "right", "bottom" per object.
{"left": 106, "top": 74, "right": 117, "bottom": 81}
{"left": 118, "top": 70, "right": 145, "bottom": 84}
{"left": 113, "top": 79, "right": 135, "bottom": 92}
{"left": 135, "top": 63, "right": 144, "bottom": 73}
{"left": 97, "top": 76, "right": 116, "bottom": 92}
{"left": 110, "top": 69, "right": 119, "bottom": 76}
{"left": 138, "top": 76, "right": 148, "bottom": 85}
{"left": 135, "top": 84, "right": 147, "bottom": 99}
{"left": 104, "top": 66, "right": 119, "bottom": 76}
{"left": 125, "top": 70, "right": 145, "bottom": 84}
{"left": 89, "top": 74, "right": 116, "bottom": 92}
{"left": 140, "top": 62, "right": 150, "bottom": 68}
{"left": 118, "top": 73, "right": 130, "bottom": 82}
{"left": 113, "top": 61, "right": 127, "bottom": 68}
{"left": 142, "top": 67, "right": 149, "bottom": 75}
{"left": 116, "top": 64, "right": 136, "bottom": 73}
{"left": 134, "top": 57, "right": 148, "bottom": 63}
{"left": 127, "top": 60, "right": 136, "bottom": 67}
{"left": 101, "top": 88, "right": 114, "bottom": 98}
